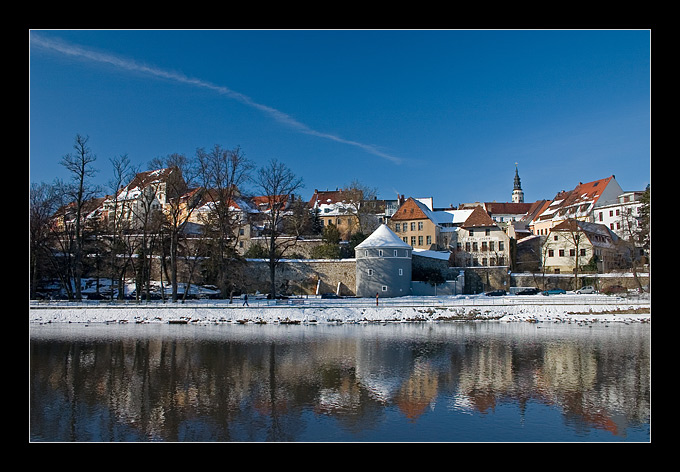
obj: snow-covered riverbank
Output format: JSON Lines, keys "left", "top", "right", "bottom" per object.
{"left": 29, "top": 294, "right": 650, "bottom": 325}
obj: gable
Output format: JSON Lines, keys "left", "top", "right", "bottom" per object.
{"left": 390, "top": 197, "right": 430, "bottom": 221}
{"left": 461, "top": 206, "right": 496, "bottom": 228}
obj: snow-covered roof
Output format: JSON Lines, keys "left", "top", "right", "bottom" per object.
{"left": 355, "top": 224, "right": 412, "bottom": 249}
{"left": 412, "top": 248, "right": 451, "bottom": 260}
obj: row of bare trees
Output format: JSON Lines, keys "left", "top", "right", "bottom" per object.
{"left": 30, "top": 135, "right": 304, "bottom": 301}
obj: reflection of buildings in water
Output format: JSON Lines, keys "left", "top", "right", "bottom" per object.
{"left": 31, "top": 324, "right": 650, "bottom": 441}
{"left": 456, "top": 341, "right": 515, "bottom": 413}
{"left": 355, "top": 338, "right": 413, "bottom": 405}
{"left": 393, "top": 359, "right": 439, "bottom": 421}
{"left": 315, "top": 377, "right": 363, "bottom": 415}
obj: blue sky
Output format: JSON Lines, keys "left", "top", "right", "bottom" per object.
{"left": 29, "top": 29, "right": 650, "bottom": 207}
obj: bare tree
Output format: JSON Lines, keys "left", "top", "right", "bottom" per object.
{"left": 149, "top": 154, "right": 197, "bottom": 302}
{"left": 29, "top": 182, "right": 60, "bottom": 298}
{"left": 343, "top": 179, "right": 380, "bottom": 236}
{"left": 250, "top": 159, "right": 303, "bottom": 299}
{"left": 106, "top": 154, "right": 137, "bottom": 299}
{"left": 284, "top": 195, "right": 314, "bottom": 237}
{"left": 196, "top": 145, "right": 253, "bottom": 299}
{"left": 59, "top": 134, "right": 99, "bottom": 299}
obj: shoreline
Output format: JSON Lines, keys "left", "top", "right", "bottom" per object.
{"left": 29, "top": 296, "right": 651, "bottom": 325}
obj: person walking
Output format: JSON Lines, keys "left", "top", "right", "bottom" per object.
{"left": 376, "top": 292, "right": 379, "bottom": 307}
{"left": 243, "top": 293, "right": 249, "bottom": 307}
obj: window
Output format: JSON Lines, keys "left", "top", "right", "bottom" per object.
{"left": 365, "top": 250, "right": 369, "bottom": 257}
{"left": 469, "top": 229, "right": 474, "bottom": 236}
{"left": 554, "top": 235, "right": 559, "bottom": 241}
{"left": 465, "top": 242, "right": 471, "bottom": 251}
{"left": 489, "top": 241, "right": 495, "bottom": 251}
{"left": 367, "top": 269, "right": 373, "bottom": 276}
{"left": 418, "top": 236, "right": 423, "bottom": 246}
{"left": 599, "top": 212, "right": 603, "bottom": 221}
{"left": 481, "top": 242, "right": 488, "bottom": 251}
{"left": 580, "top": 249, "right": 586, "bottom": 256}
{"left": 411, "top": 222, "right": 416, "bottom": 231}
{"left": 394, "top": 250, "right": 398, "bottom": 257}
{"left": 482, "top": 257, "right": 487, "bottom": 266}
{"left": 418, "top": 222, "right": 423, "bottom": 230}
{"left": 559, "top": 249, "right": 565, "bottom": 257}
{"left": 473, "top": 242, "right": 478, "bottom": 251}
{"left": 399, "top": 268, "right": 403, "bottom": 276}
{"left": 499, "top": 241, "right": 504, "bottom": 251}
{"left": 403, "top": 237, "right": 408, "bottom": 243}
{"left": 570, "top": 249, "right": 575, "bottom": 257}
{"left": 426, "top": 235, "right": 432, "bottom": 245}
{"left": 411, "top": 236, "right": 416, "bottom": 246}
{"left": 378, "top": 249, "right": 384, "bottom": 257}
{"left": 548, "top": 249, "right": 554, "bottom": 257}
{"left": 485, "top": 229, "right": 490, "bottom": 236}
{"left": 395, "top": 223, "right": 400, "bottom": 232}
{"left": 382, "top": 286, "right": 388, "bottom": 292}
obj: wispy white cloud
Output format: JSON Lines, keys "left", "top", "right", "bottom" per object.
{"left": 31, "top": 33, "right": 404, "bottom": 164}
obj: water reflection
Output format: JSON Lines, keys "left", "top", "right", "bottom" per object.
{"left": 29, "top": 322, "right": 650, "bottom": 442}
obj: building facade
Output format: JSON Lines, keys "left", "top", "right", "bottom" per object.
{"left": 530, "top": 176, "right": 624, "bottom": 236}
{"left": 451, "top": 206, "right": 511, "bottom": 267}
{"left": 355, "top": 224, "right": 412, "bottom": 298}
{"left": 542, "top": 219, "right": 632, "bottom": 274}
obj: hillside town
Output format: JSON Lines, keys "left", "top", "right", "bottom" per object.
{"left": 30, "top": 154, "right": 650, "bottom": 301}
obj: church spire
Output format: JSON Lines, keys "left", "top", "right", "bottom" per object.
{"left": 512, "top": 163, "right": 524, "bottom": 203}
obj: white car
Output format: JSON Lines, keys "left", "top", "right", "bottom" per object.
{"left": 576, "top": 286, "right": 596, "bottom": 294}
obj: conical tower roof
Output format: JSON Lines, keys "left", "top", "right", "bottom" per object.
{"left": 355, "top": 224, "right": 412, "bottom": 249}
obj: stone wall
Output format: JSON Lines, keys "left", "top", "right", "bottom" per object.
{"left": 511, "top": 272, "right": 650, "bottom": 292}
{"left": 243, "top": 259, "right": 357, "bottom": 296}
{"left": 456, "top": 266, "right": 511, "bottom": 294}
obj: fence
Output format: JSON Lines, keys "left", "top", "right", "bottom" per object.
{"left": 30, "top": 292, "right": 649, "bottom": 310}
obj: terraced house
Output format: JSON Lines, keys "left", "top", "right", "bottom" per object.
{"left": 530, "top": 175, "right": 624, "bottom": 236}
{"left": 389, "top": 197, "right": 472, "bottom": 251}
{"left": 451, "top": 206, "right": 511, "bottom": 267}
{"left": 542, "top": 219, "right": 633, "bottom": 273}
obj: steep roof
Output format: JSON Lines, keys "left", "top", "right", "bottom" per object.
{"left": 461, "top": 206, "right": 496, "bottom": 228}
{"left": 534, "top": 176, "right": 620, "bottom": 224}
{"left": 484, "top": 202, "right": 533, "bottom": 215}
{"left": 389, "top": 197, "right": 431, "bottom": 221}
{"left": 355, "top": 224, "right": 412, "bottom": 249}
{"left": 551, "top": 219, "right": 620, "bottom": 248}
{"left": 308, "top": 189, "right": 360, "bottom": 208}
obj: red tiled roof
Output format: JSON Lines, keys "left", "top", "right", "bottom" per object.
{"left": 484, "top": 202, "right": 533, "bottom": 215}
{"left": 390, "top": 197, "right": 430, "bottom": 221}
{"left": 461, "top": 205, "right": 496, "bottom": 228}
{"left": 560, "top": 176, "right": 614, "bottom": 208}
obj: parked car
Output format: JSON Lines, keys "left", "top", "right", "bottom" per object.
{"left": 576, "top": 286, "right": 596, "bottom": 294}
{"left": 542, "top": 289, "right": 566, "bottom": 296}
{"left": 485, "top": 290, "right": 506, "bottom": 296}
{"left": 516, "top": 288, "right": 540, "bottom": 295}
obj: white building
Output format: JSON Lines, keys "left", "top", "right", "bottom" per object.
{"left": 592, "top": 191, "right": 645, "bottom": 243}
{"left": 530, "top": 175, "right": 624, "bottom": 236}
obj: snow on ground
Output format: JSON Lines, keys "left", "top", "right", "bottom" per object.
{"left": 29, "top": 293, "right": 650, "bottom": 325}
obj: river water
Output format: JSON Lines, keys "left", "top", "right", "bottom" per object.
{"left": 29, "top": 321, "right": 650, "bottom": 442}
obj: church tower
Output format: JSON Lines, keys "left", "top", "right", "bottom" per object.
{"left": 512, "top": 163, "right": 524, "bottom": 203}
